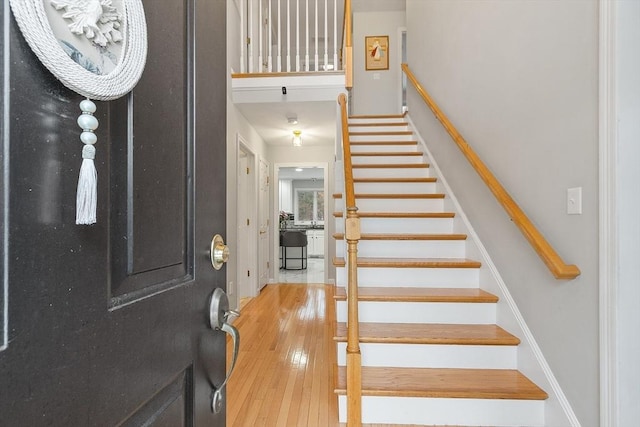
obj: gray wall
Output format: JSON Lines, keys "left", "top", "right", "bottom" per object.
{"left": 352, "top": 11, "right": 406, "bottom": 115}
{"left": 405, "top": 1, "right": 599, "bottom": 425}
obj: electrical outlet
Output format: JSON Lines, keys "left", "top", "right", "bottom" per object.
{"left": 228, "top": 281, "right": 234, "bottom": 295}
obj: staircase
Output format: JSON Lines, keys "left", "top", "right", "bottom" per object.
{"left": 332, "top": 115, "right": 548, "bottom": 426}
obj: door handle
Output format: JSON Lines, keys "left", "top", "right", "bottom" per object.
{"left": 208, "top": 288, "right": 240, "bottom": 414}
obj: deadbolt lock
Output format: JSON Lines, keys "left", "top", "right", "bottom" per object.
{"left": 210, "top": 234, "right": 229, "bottom": 270}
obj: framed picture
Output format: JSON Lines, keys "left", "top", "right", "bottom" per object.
{"left": 365, "top": 35, "right": 389, "bottom": 71}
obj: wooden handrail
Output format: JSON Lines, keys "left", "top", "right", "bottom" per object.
{"left": 402, "top": 63, "right": 580, "bottom": 280}
{"left": 338, "top": 93, "right": 362, "bottom": 426}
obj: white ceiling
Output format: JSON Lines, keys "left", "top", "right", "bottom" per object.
{"left": 279, "top": 166, "right": 325, "bottom": 180}
{"left": 236, "top": 101, "right": 337, "bottom": 146}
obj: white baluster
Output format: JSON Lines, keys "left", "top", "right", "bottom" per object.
{"left": 259, "top": 0, "right": 263, "bottom": 71}
{"left": 305, "top": 0, "right": 309, "bottom": 71}
{"left": 249, "top": 0, "right": 254, "bottom": 72}
{"left": 277, "top": 0, "right": 282, "bottom": 72}
{"left": 240, "top": 0, "right": 245, "bottom": 73}
{"left": 295, "top": 0, "right": 300, "bottom": 71}
{"left": 323, "top": 0, "right": 328, "bottom": 70}
{"left": 314, "top": 0, "right": 318, "bottom": 71}
{"left": 268, "top": 0, "right": 272, "bottom": 71}
{"left": 333, "top": 0, "right": 337, "bottom": 70}
{"left": 286, "top": 0, "right": 291, "bottom": 72}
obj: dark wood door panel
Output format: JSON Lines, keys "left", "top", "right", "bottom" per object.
{"left": 109, "top": 0, "right": 193, "bottom": 306}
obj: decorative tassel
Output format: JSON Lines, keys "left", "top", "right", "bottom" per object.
{"left": 76, "top": 99, "right": 99, "bottom": 225}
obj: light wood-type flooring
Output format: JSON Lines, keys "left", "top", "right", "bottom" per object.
{"left": 226, "top": 283, "right": 339, "bottom": 426}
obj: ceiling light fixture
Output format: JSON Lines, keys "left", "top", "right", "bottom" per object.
{"left": 292, "top": 130, "right": 302, "bottom": 147}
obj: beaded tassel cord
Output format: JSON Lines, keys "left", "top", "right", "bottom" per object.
{"left": 76, "top": 99, "right": 99, "bottom": 225}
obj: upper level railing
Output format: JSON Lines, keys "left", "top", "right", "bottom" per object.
{"left": 238, "top": 0, "right": 342, "bottom": 73}
{"left": 338, "top": 93, "right": 361, "bottom": 425}
{"left": 402, "top": 63, "right": 580, "bottom": 280}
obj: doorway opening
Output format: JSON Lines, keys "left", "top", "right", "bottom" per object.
{"left": 275, "top": 163, "right": 328, "bottom": 284}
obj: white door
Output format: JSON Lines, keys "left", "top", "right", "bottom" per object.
{"left": 258, "top": 158, "right": 270, "bottom": 290}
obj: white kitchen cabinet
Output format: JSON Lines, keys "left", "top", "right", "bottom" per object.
{"left": 307, "top": 229, "right": 325, "bottom": 257}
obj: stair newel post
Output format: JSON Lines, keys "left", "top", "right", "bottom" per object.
{"left": 346, "top": 207, "right": 362, "bottom": 427}
{"left": 339, "top": 92, "right": 361, "bottom": 426}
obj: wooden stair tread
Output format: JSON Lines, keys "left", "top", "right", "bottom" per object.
{"left": 334, "top": 286, "right": 499, "bottom": 303}
{"left": 332, "top": 233, "right": 467, "bottom": 241}
{"left": 334, "top": 323, "right": 520, "bottom": 345}
{"left": 333, "top": 257, "right": 481, "bottom": 268}
{"left": 350, "top": 140, "right": 418, "bottom": 146}
{"left": 353, "top": 177, "right": 437, "bottom": 183}
{"left": 352, "top": 163, "right": 428, "bottom": 169}
{"left": 333, "top": 211, "right": 455, "bottom": 218}
{"left": 351, "top": 152, "right": 423, "bottom": 157}
{"left": 335, "top": 367, "right": 548, "bottom": 400}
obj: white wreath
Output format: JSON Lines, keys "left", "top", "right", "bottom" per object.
{"left": 9, "top": 0, "right": 147, "bottom": 101}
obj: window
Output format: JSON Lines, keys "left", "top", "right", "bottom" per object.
{"left": 294, "top": 188, "right": 324, "bottom": 225}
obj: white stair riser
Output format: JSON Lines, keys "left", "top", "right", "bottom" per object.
{"left": 351, "top": 155, "right": 425, "bottom": 165}
{"left": 336, "top": 342, "right": 517, "bottom": 369}
{"left": 334, "top": 217, "right": 454, "bottom": 234}
{"left": 335, "top": 240, "right": 466, "bottom": 258}
{"left": 361, "top": 217, "right": 454, "bottom": 233}
{"left": 336, "top": 197, "right": 444, "bottom": 212}
{"left": 348, "top": 118, "right": 406, "bottom": 124}
{"left": 335, "top": 266, "right": 479, "bottom": 287}
{"left": 351, "top": 144, "right": 418, "bottom": 153}
{"left": 349, "top": 125, "right": 409, "bottom": 132}
{"left": 351, "top": 198, "right": 444, "bottom": 212}
{"left": 335, "top": 301, "right": 496, "bottom": 324}
{"left": 337, "top": 396, "right": 545, "bottom": 426}
{"left": 352, "top": 168, "right": 432, "bottom": 179}
{"left": 349, "top": 134, "right": 415, "bottom": 142}
{"left": 355, "top": 181, "right": 437, "bottom": 193}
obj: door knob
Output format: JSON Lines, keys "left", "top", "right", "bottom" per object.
{"left": 208, "top": 288, "right": 240, "bottom": 414}
{"left": 210, "top": 234, "right": 229, "bottom": 270}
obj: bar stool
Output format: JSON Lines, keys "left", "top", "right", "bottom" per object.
{"left": 281, "top": 231, "right": 308, "bottom": 270}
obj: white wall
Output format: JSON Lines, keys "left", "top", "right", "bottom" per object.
{"left": 615, "top": 1, "right": 640, "bottom": 425}
{"left": 352, "top": 11, "right": 406, "bottom": 115}
{"left": 227, "top": 2, "right": 270, "bottom": 309}
{"left": 405, "top": 1, "right": 599, "bottom": 425}
{"left": 268, "top": 145, "right": 336, "bottom": 283}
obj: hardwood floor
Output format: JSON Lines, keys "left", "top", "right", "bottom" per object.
{"left": 227, "top": 284, "right": 339, "bottom": 426}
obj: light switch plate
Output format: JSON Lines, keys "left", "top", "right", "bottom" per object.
{"left": 567, "top": 187, "right": 582, "bottom": 215}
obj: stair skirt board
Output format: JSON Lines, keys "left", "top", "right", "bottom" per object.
{"left": 337, "top": 396, "right": 545, "bottom": 426}
{"left": 335, "top": 267, "right": 479, "bottom": 288}
{"left": 335, "top": 301, "right": 496, "bottom": 324}
{"left": 335, "top": 342, "right": 517, "bottom": 369}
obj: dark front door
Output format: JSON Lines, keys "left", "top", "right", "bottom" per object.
{"left": 0, "top": 1, "right": 228, "bottom": 425}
